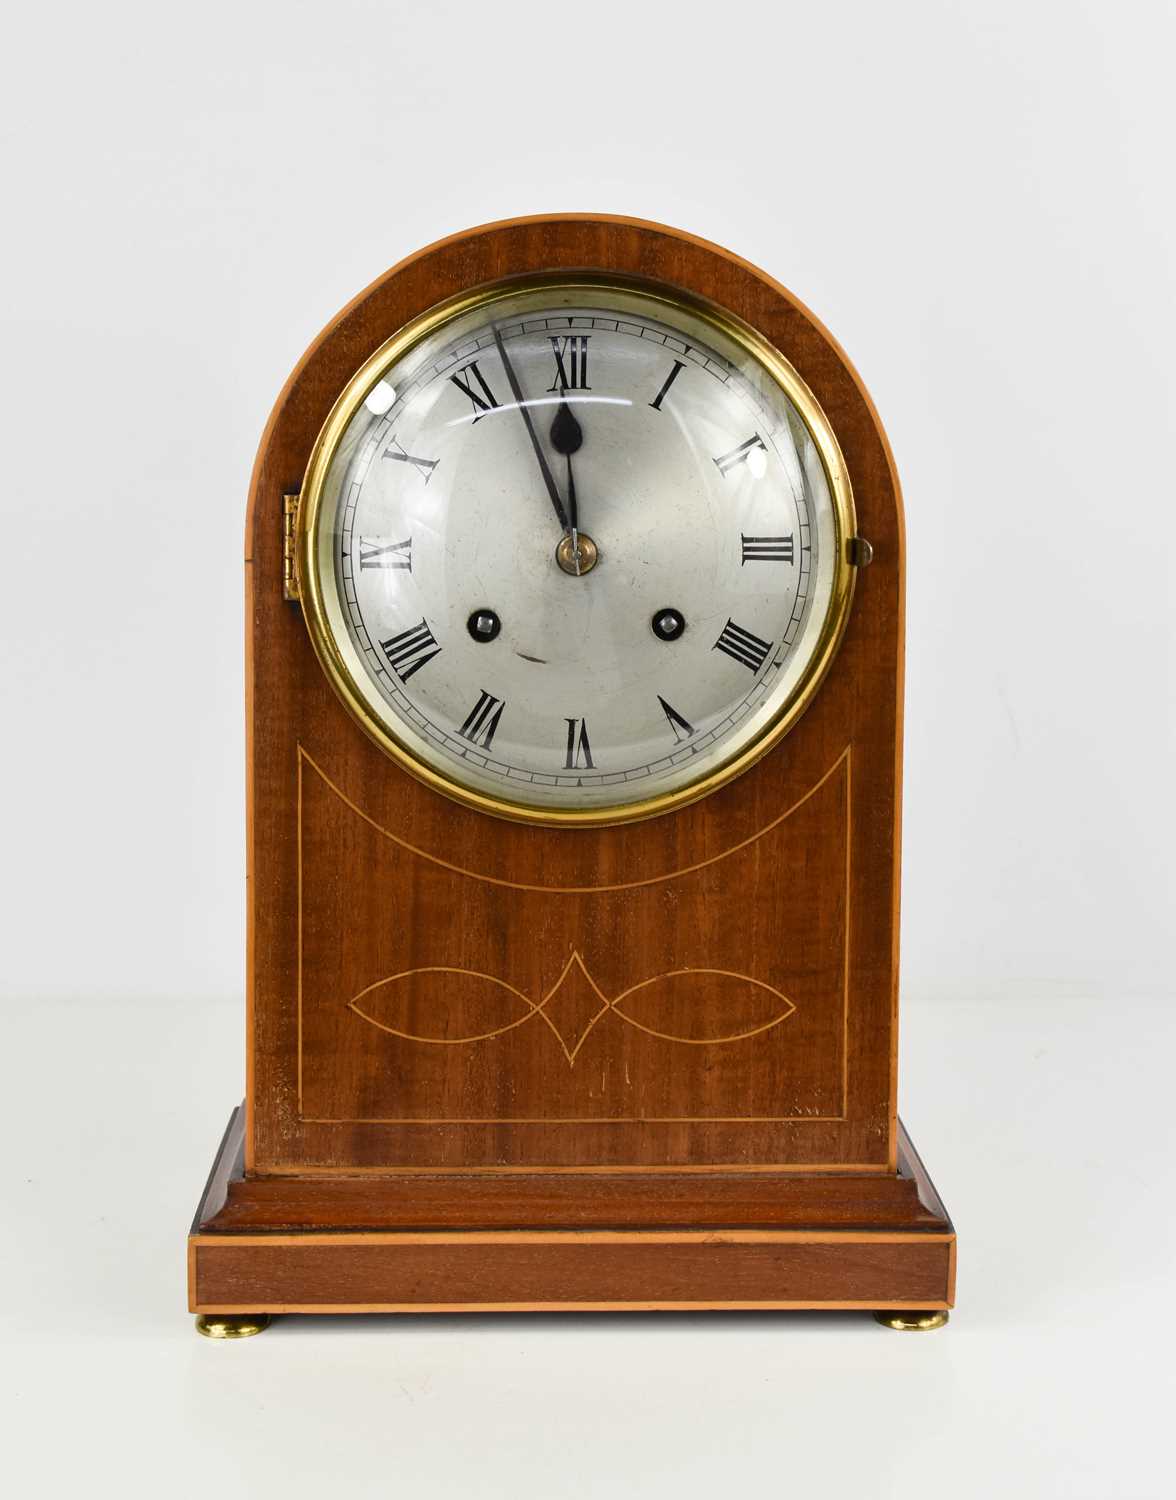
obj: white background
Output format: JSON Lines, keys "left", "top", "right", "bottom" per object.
{"left": 1, "top": 2, "right": 1172, "bottom": 1496}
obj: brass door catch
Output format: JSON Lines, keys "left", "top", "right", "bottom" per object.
{"left": 847, "top": 536, "right": 874, "bottom": 568}
{"left": 283, "top": 493, "right": 301, "bottom": 601}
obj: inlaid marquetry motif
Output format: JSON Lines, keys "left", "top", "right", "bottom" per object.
{"left": 349, "top": 952, "right": 797, "bottom": 1066}
{"left": 297, "top": 746, "right": 851, "bottom": 1132}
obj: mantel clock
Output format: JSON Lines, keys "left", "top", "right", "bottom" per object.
{"left": 187, "top": 215, "right": 955, "bottom": 1335}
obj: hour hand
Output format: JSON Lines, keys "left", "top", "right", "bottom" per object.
{"left": 549, "top": 390, "right": 583, "bottom": 458}
{"left": 549, "top": 390, "right": 583, "bottom": 537}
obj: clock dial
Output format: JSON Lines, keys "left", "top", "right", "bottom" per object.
{"left": 299, "top": 278, "right": 855, "bottom": 822}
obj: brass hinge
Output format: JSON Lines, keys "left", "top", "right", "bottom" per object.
{"left": 283, "top": 492, "right": 301, "bottom": 601}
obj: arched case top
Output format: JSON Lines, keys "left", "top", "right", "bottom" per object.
{"left": 244, "top": 215, "right": 905, "bottom": 1175}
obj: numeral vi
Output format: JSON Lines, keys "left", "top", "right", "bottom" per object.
{"left": 564, "top": 717, "right": 595, "bottom": 770}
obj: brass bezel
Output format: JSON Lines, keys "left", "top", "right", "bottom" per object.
{"left": 296, "top": 271, "right": 857, "bottom": 828}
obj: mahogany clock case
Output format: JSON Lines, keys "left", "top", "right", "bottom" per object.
{"left": 188, "top": 214, "right": 955, "bottom": 1319}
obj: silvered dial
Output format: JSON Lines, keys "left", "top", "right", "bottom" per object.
{"left": 300, "top": 279, "right": 854, "bottom": 821}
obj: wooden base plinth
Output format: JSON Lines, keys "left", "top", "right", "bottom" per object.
{"left": 188, "top": 1110, "right": 955, "bottom": 1318}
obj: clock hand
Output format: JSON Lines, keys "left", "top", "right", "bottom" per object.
{"left": 549, "top": 387, "right": 583, "bottom": 453}
{"left": 549, "top": 389, "right": 584, "bottom": 571}
{"left": 565, "top": 457, "right": 578, "bottom": 553}
{"left": 491, "top": 326, "right": 570, "bottom": 532}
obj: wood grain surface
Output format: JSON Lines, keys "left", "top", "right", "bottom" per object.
{"left": 244, "top": 214, "right": 905, "bottom": 1174}
{"left": 197, "top": 1109, "right": 951, "bottom": 1232}
{"left": 190, "top": 1236, "right": 954, "bottom": 1315}
{"left": 189, "top": 1111, "right": 954, "bottom": 1313}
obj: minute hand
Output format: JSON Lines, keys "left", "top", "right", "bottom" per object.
{"left": 492, "top": 327, "right": 569, "bottom": 532}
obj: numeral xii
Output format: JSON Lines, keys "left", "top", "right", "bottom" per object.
{"left": 548, "top": 334, "right": 590, "bottom": 391}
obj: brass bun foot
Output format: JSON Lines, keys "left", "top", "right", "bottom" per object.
{"left": 873, "top": 1309, "right": 949, "bottom": 1332}
{"left": 195, "top": 1313, "right": 271, "bottom": 1339}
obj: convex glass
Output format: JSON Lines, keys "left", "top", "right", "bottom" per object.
{"left": 298, "top": 278, "right": 855, "bottom": 823}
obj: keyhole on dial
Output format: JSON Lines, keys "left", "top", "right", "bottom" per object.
{"left": 651, "top": 608, "right": 686, "bottom": 642}
{"left": 467, "top": 609, "right": 501, "bottom": 642}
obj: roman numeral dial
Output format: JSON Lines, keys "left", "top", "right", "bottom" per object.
{"left": 449, "top": 360, "right": 501, "bottom": 421}
{"left": 713, "top": 620, "right": 773, "bottom": 673}
{"left": 324, "top": 288, "right": 849, "bottom": 818}
{"left": 564, "top": 718, "right": 594, "bottom": 770}
{"left": 380, "top": 619, "right": 442, "bottom": 682}
{"left": 547, "top": 334, "right": 590, "bottom": 391}
{"left": 714, "top": 434, "right": 767, "bottom": 476}
{"left": 382, "top": 438, "right": 438, "bottom": 481}
{"left": 741, "top": 534, "right": 794, "bottom": 564}
{"left": 459, "top": 690, "right": 505, "bottom": 751}
{"left": 359, "top": 537, "right": 412, "bottom": 570}
{"left": 658, "top": 696, "right": 695, "bottom": 743}
{"left": 649, "top": 359, "right": 686, "bottom": 411}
